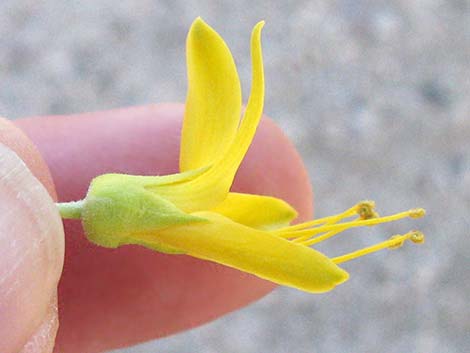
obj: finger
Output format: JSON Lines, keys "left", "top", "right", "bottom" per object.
{"left": 0, "top": 118, "right": 56, "bottom": 198}
{"left": 16, "top": 104, "right": 313, "bottom": 353}
{"left": 0, "top": 119, "right": 64, "bottom": 353}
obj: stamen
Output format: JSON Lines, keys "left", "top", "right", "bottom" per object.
{"left": 292, "top": 201, "right": 380, "bottom": 244}
{"left": 331, "top": 231, "right": 425, "bottom": 264}
{"left": 275, "top": 208, "right": 356, "bottom": 235}
{"left": 282, "top": 208, "right": 425, "bottom": 241}
{"left": 297, "top": 226, "right": 351, "bottom": 246}
{"left": 356, "top": 200, "right": 379, "bottom": 220}
{"left": 275, "top": 200, "right": 378, "bottom": 237}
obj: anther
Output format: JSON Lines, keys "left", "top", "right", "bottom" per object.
{"left": 410, "top": 230, "right": 425, "bottom": 244}
{"left": 356, "top": 200, "right": 379, "bottom": 220}
{"left": 409, "top": 208, "right": 426, "bottom": 218}
{"left": 388, "top": 231, "right": 425, "bottom": 250}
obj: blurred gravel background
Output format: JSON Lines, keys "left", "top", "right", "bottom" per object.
{"left": 1, "top": 1, "right": 469, "bottom": 352}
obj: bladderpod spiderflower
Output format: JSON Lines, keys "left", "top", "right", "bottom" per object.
{"left": 56, "top": 18, "right": 425, "bottom": 293}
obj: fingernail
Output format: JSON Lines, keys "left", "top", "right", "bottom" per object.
{"left": 0, "top": 144, "right": 64, "bottom": 352}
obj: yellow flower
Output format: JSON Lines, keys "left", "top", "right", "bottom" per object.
{"left": 57, "top": 18, "right": 425, "bottom": 293}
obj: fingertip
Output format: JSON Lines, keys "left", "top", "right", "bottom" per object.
{"left": 0, "top": 117, "right": 56, "bottom": 200}
{"left": 0, "top": 144, "right": 64, "bottom": 352}
{"left": 19, "top": 295, "right": 59, "bottom": 353}
{"left": 234, "top": 115, "right": 314, "bottom": 222}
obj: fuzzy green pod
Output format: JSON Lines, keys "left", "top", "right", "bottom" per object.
{"left": 72, "top": 173, "right": 206, "bottom": 253}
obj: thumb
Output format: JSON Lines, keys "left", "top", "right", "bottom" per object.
{"left": 0, "top": 123, "right": 64, "bottom": 352}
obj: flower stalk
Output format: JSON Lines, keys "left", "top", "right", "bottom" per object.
{"left": 57, "top": 200, "right": 84, "bottom": 220}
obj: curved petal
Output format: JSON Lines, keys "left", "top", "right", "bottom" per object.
{"left": 152, "top": 21, "right": 265, "bottom": 212}
{"left": 144, "top": 212, "right": 349, "bottom": 293}
{"left": 211, "top": 192, "right": 298, "bottom": 230}
{"left": 102, "top": 165, "right": 210, "bottom": 189}
{"left": 179, "top": 18, "right": 242, "bottom": 172}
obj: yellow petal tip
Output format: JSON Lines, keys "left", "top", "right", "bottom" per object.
{"left": 192, "top": 16, "right": 205, "bottom": 25}
{"left": 338, "top": 267, "right": 350, "bottom": 284}
{"left": 310, "top": 265, "right": 349, "bottom": 293}
{"left": 323, "top": 263, "right": 350, "bottom": 292}
{"left": 189, "top": 17, "right": 211, "bottom": 36}
{"left": 252, "top": 21, "right": 265, "bottom": 38}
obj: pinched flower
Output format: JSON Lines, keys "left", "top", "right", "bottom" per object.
{"left": 57, "top": 18, "right": 425, "bottom": 293}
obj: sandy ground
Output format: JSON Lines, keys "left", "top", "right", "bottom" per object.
{"left": 1, "top": 1, "right": 469, "bottom": 352}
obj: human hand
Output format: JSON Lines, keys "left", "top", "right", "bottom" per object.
{"left": 1, "top": 104, "right": 312, "bottom": 352}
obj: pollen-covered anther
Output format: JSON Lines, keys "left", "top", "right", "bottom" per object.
{"left": 356, "top": 200, "right": 379, "bottom": 220}
{"left": 409, "top": 208, "right": 426, "bottom": 218}
{"left": 410, "top": 230, "right": 425, "bottom": 244}
{"left": 388, "top": 230, "right": 425, "bottom": 249}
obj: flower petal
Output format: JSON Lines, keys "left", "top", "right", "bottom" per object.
{"left": 145, "top": 212, "right": 349, "bottom": 293}
{"left": 208, "top": 21, "right": 265, "bottom": 183}
{"left": 210, "top": 192, "right": 298, "bottom": 230}
{"left": 151, "top": 21, "right": 265, "bottom": 212}
{"left": 179, "top": 18, "right": 242, "bottom": 172}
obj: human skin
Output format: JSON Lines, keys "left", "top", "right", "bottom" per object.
{"left": 0, "top": 103, "right": 313, "bottom": 352}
